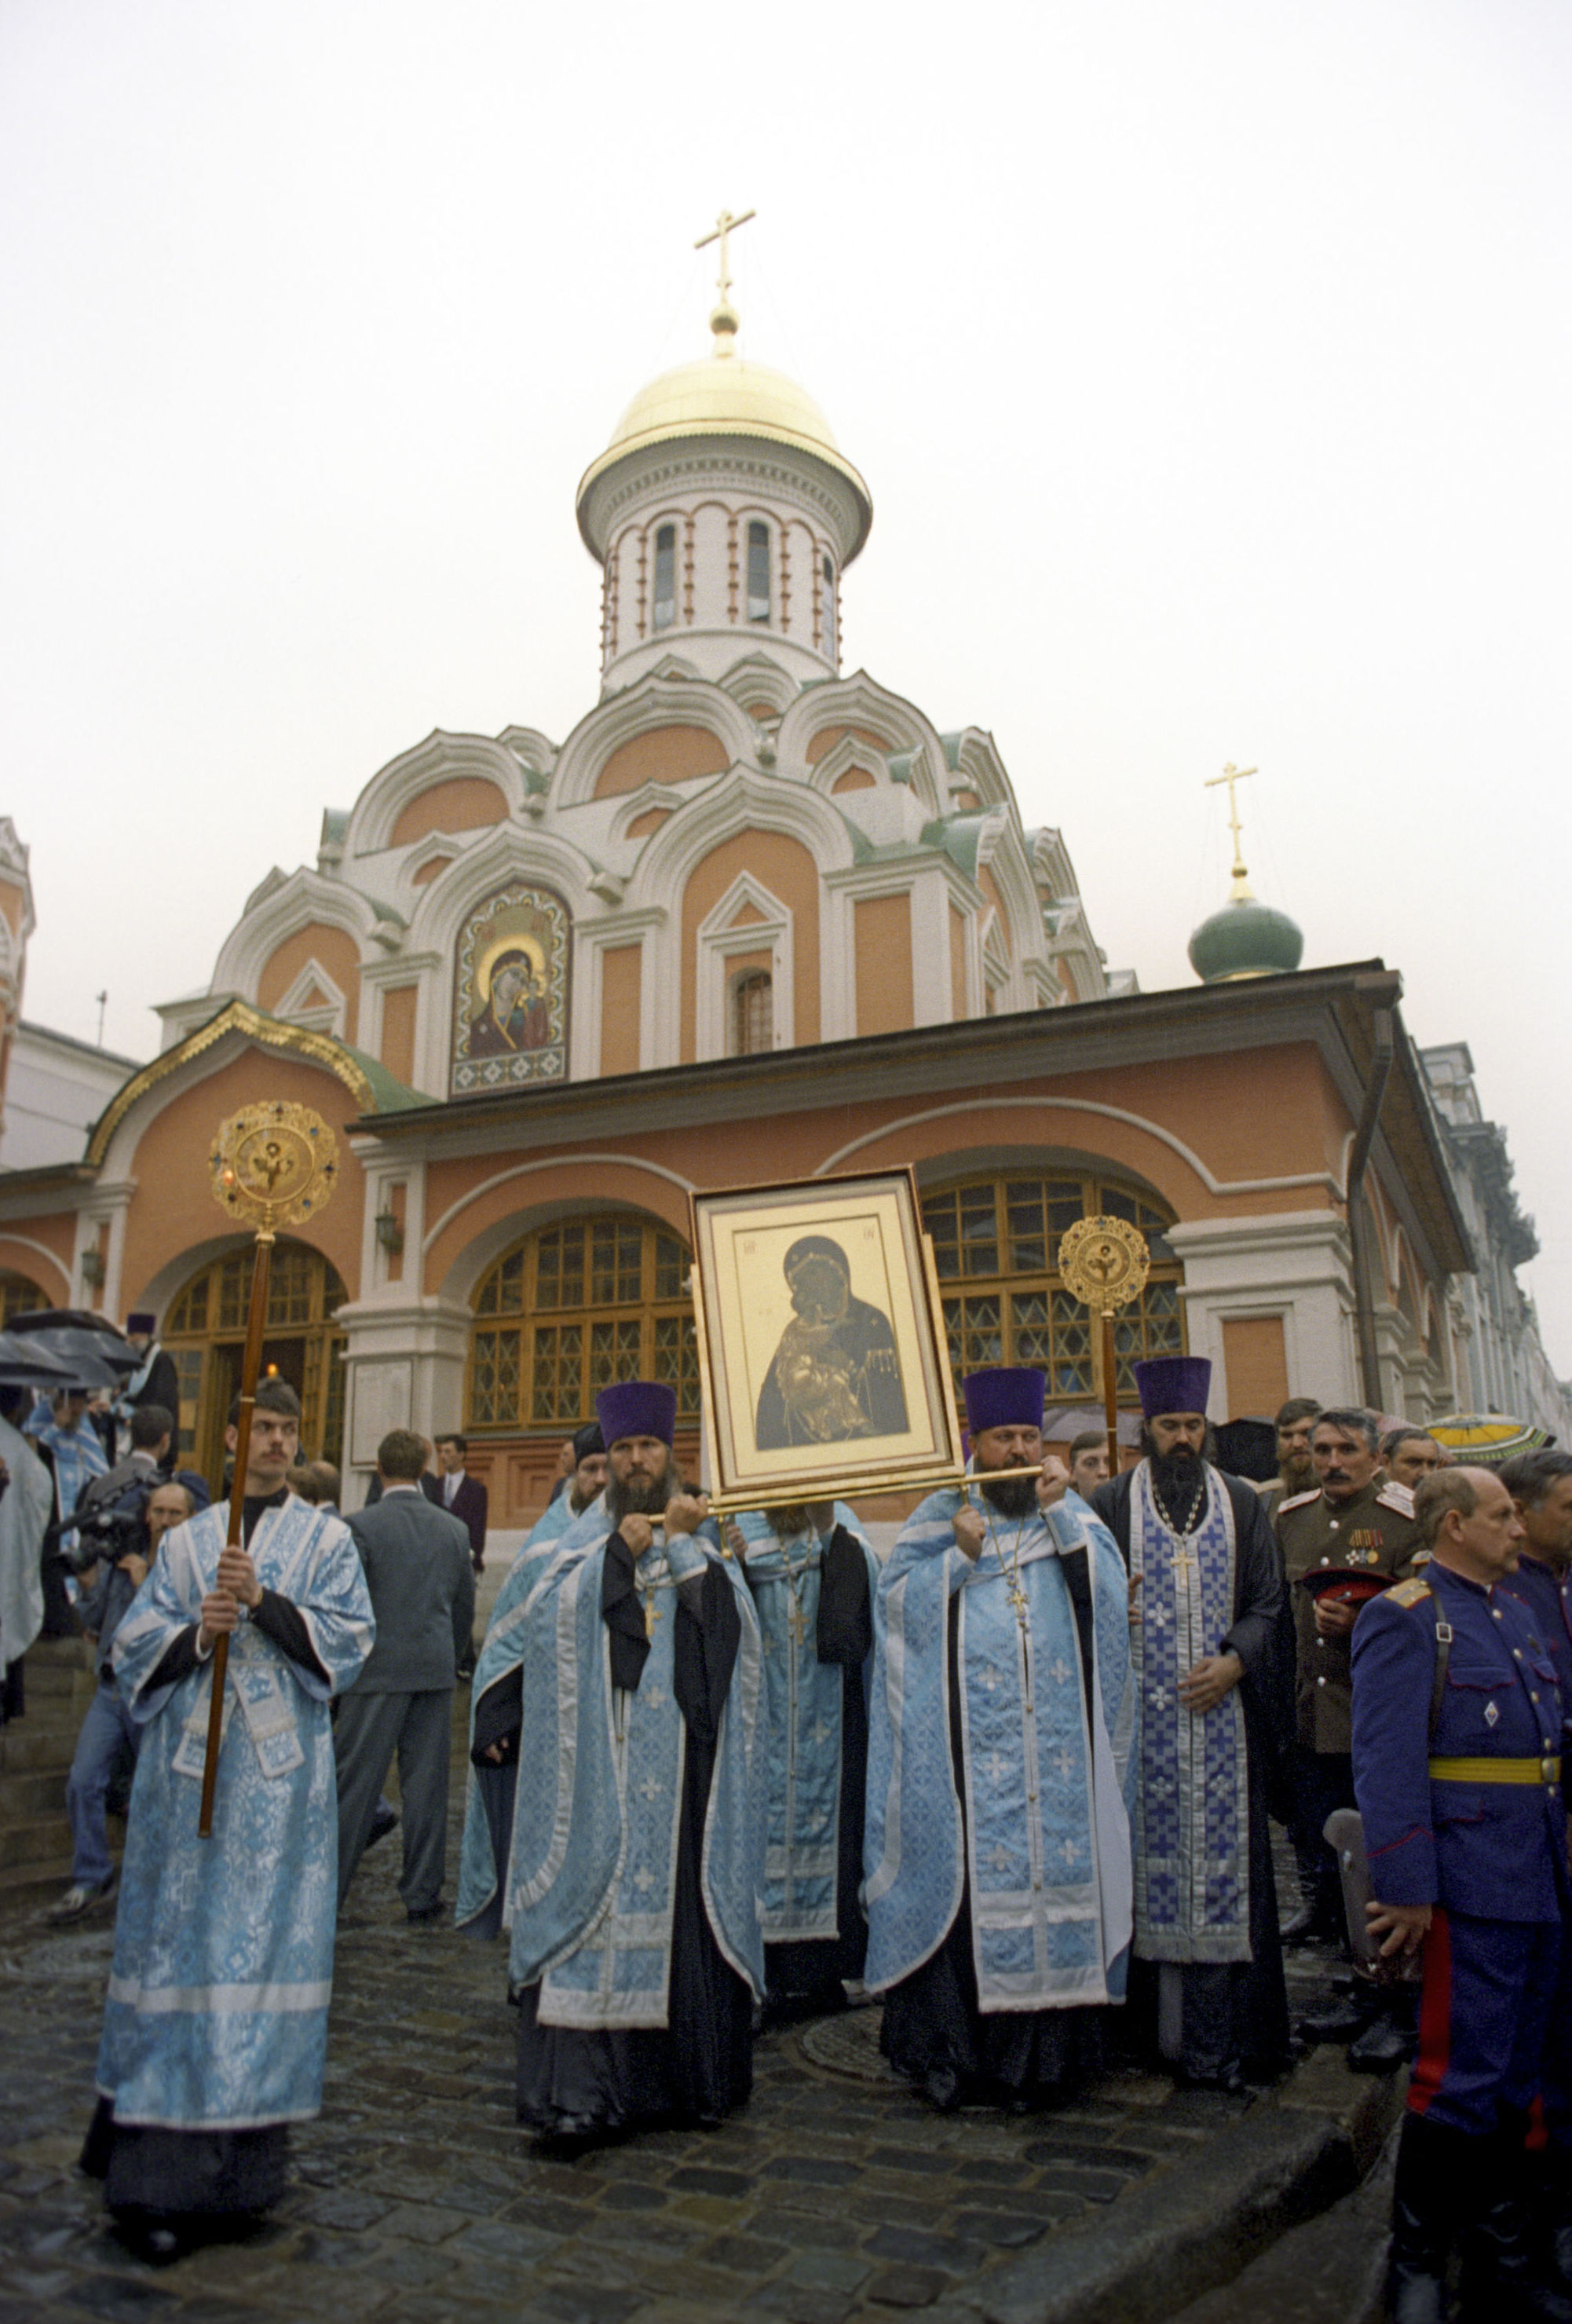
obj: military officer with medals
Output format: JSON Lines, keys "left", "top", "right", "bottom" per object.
{"left": 1353, "top": 1467, "right": 1572, "bottom": 2322}
{"left": 1277, "top": 1408, "right": 1422, "bottom": 1975}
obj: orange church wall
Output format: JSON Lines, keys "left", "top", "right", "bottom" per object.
{"left": 1222, "top": 1316, "right": 1291, "bottom": 1415}
{"left": 855, "top": 894, "right": 915, "bottom": 1037}
{"left": 257, "top": 924, "right": 361, "bottom": 1044}
{"left": 380, "top": 984, "right": 419, "bottom": 1089}
{"left": 0, "top": 1221, "right": 75, "bottom": 1298}
{"left": 832, "top": 767, "right": 876, "bottom": 795}
{"left": 600, "top": 945, "right": 642, "bottom": 1078}
{"left": 680, "top": 832, "right": 820, "bottom": 1059}
{"left": 805, "top": 724, "right": 887, "bottom": 767}
{"left": 949, "top": 905, "right": 967, "bottom": 1019}
{"left": 624, "top": 807, "right": 671, "bottom": 840}
{"left": 389, "top": 777, "right": 507, "bottom": 847}
{"left": 594, "top": 725, "right": 729, "bottom": 800}
{"left": 115, "top": 1052, "right": 366, "bottom": 1308}
{"left": 416, "top": 1039, "right": 1353, "bottom": 1319}
{"left": 978, "top": 866, "right": 1011, "bottom": 953}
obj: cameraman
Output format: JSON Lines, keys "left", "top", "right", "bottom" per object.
{"left": 49, "top": 1407, "right": 207, "bottom": 1923}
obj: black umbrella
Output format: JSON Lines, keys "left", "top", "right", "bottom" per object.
{"left": 5, "top": 1310, "right": 141, "bottom": 1386}
{"left": 0, "top": 1330, "right": 79, "bottom": 1387}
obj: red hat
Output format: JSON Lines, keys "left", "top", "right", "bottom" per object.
{"left": 1293, "top": 1566, "right": 1392, "bottom": 1611}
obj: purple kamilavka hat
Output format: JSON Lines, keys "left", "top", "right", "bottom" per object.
{"left": 963, "top": 1367, "right": 1046, "bottom": 1434}
{"left": 1134, "top": 1356, "right": 1212, "bottom": 1421}
{"left": 596, "top": 1380, "right": 677, "bottom": 1448}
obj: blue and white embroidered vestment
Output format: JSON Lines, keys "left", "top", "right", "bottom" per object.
{"left": 864, "top": 1484, "right": 1135, "bottom": 2011}
{"left": 503, "top": 1515, "right": 767, "bottom": 2025}
{"left": 736, "top": 1503, "right": 878, "bottom": 1943}
{"left": 454, "top": 1495, "right": 603, "bottom": 1932}
{"left": 1127, "top": 1462, "right": 1251, "bottom": 1963}
{"left": 98, "top": 1499, "right": 374, "bottom": 2129}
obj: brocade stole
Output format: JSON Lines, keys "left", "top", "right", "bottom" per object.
{"left": 1128, "top": 1464, "right": 1251, "bottom": 1963}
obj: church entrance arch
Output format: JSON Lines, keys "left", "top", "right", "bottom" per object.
{"left": 163, "top": 1239, "right": 349, "bottom": 1492}
{"left": 467, "top": 1210, "right": 699, "bottom": 1452}
{"left": 919, "top": 1170, "right": 1184, "bottom": 1409}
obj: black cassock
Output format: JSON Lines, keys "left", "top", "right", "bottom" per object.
{"left": 746, "top": 1523, "right": 873, "bottom": 2016}
{"left": 476, "top": 1535, "right": 754, "bottom": 2137}
{"left": 880, "top": 1541, "right": 1112, "bottom": 2110}
{"left": 1091, "top": 1466, "right": 1294, "bottom": 2082}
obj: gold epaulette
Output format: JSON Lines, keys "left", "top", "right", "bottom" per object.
{"left": 1385, "top": 1576, "right": 1434, "bottom": 1609}
{"left": 1278, "top": 1488, "right": 1321, "bottom": 1513}
{"left": 1378, "top": 1481, "right": 1417, "bottom": 1517}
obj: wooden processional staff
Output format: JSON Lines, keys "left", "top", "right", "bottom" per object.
{"left": 1055, "top": 1216, "right": 1151, "bottom": 1473}
{"left": 197, "top": 1100, "right": 339, "bottom": 1838}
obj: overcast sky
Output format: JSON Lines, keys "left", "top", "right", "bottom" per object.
{"left": 3, "top": 0, "right": 1569, "bottom": 1369}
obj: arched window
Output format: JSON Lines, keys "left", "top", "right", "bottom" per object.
{"left": 163, "top": 1239, "right": 349, "bottom": 1490}
{"left": 653, "top": 523, "right": 677, "bottom": 632}
{"left": 0, "top": 1269, "right": 44, "bottom": 1325}
{"left": 821, "top": 554, "right": 837, "bottom": 663}
{"left": 730, "top": 968, "right": 773, "bottom": 1056}
{"left": 921, "top": 1173, "right": 1183, "bottom": 1407}
{"left": 470, "top": 1214, "right": 698, "bottom": 1431}
{"left": 746, "top": 522, "right": 771, "bottom": 623}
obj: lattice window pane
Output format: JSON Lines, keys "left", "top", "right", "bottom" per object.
{"left": 653, "top": 1315, "right": 700, "bottom": 1417}
{"left": 590, "top": 1221, "right": 642, "bottom": 1308}
{"left": 1049, "top": 1290, "right": 1094, "bottom": 1396}
{"left": 168, "top": 1275, "right": 208, "bottom": 1334}
{"left": 922, "top": 1190, "right": 963, "bottom": 1281}
{"left": 956, "top": 1184, "right": 999, "bottom": 1277}
{"left": 475, "top": 1328, "right": 522, "bottom": 1426}
{"left": 217, "top": 1255, "right": 247, "bottom": 1331}
{"left": 528, "top": 1323, "right": 578, "bottom": 1423}
{"left": 653, "top": 1235, "right": 685, "bottom": 1301}
{"left": 477, "top": 1250, "right": 525, "bottom": 1317}
{"left": 589, "top": 1318, "right": 642, "bottom": 1394}
{"left": 267, "top": 1246, "right": 313, "bottom": 1327}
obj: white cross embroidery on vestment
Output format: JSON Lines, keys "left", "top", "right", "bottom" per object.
{"left": 1057, "top": 1748, "right": 1075, "bottom": 1779}
{"left": 643, "top": 1685, "right": 667, "bottom": 1709}
{"left": 980, "top": 1666, "right": 1003, "bottom": 1693}
{"left": 992, "top": 1843, "right": 1011, "bottom": 1872}
{"left": 988, "top": 1751, "right": 1007, "bottom": 1783}
{"left": 638, "top": 1774, "right": 661, "bottom": 1802}
{"left": 1061, "top": 1839, "right": 1079, "bottom": 1865}
{"left": 633, "top": 1868, "right": 654, "bottom": 1894}
{"left": 1050, "top": 1657, "right": 1071, "bottom": 1685}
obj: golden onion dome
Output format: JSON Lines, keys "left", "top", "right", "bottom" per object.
{"left": 576, "top": 332, "right": 872, "bottom": 562}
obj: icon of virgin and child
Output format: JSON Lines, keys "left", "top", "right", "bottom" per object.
{"left": 754, "top": 1234, "right": 909, "bottom": 1451}
{"left": 466, "top": 938, "right": 552, "bottom": 1058}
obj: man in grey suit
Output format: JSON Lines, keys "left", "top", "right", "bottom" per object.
{"left": 335, "top": 1428, "right": 474, "bottom": 1922}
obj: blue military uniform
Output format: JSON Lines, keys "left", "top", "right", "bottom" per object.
{"left": 1352, "top": 1561, "right": 1568, "bottom": 2139}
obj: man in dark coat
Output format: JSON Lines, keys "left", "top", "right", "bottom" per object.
{"left": 422, "top": 1433, "right": 488, "bottom": 1572}
{"left": 121, "top": 1316, "right": 182, "bottom": 1468}
{"left": 1091, "top": 1354, "right": 1292, "bottom": 2088}
{"left": 335, "top": 1429, "right": 474, "bottom": 1920}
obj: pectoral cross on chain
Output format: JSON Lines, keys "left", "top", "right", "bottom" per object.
{"left": 786, "top": 1598, "right": 810, "bottom": 1651}
{"left": 1171, "top": 1545, "right": 1198, "bottom": 1583}
{"left": 639, "top": 1592, "right": 660, "bottom": 1641}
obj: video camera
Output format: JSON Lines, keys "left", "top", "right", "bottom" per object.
{"left": 50, "top": 1460, "right": 152, "bottom": 1573}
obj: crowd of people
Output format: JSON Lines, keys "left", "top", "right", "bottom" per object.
{"left": 2, "top": 1325, "right": 1570, "bottom": 2321}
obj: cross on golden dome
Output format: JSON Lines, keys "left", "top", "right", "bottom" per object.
{"left": 694, "top": 206, "right": 755, "bottom": 355}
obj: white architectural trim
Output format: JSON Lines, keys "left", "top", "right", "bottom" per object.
{"left": 210, "top": 868, "right": 375, "bottom": 1001}
{"left": 694, "top": 873, "right": 793, "bottom": 1061}
{"left": 552, "top": 672, "right": 758, "bottom": 810}
{"left": 575, "top": 909, "right": 664, "bottom": 1079}
{"left": 813, "top": 1096, "right": 1346, "bottom": 1201}
{"left": 272, "top": 958, "right": 348, "bottom": 1039}
{"left": 776, "top": 674, "right": 947, "bottom": 813}
{"left": 422, "top": 1151, "right": 698, "bottom": 1262}
{"left": 0, "top": 1232, "right": 72, "bottom": 1294}
{"left": 342, "top": 730, "right": 526, "bottom": 859}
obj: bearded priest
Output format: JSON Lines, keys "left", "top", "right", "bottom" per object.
{"left": 865, "top": 1366, "right": 1136, "bottom": 2113}
{"left": 474, "top": 1381, "right": 766, "bottom": 2143}
{"left": 1090, "top": 1355, "right": 1292, "bottom": 2090}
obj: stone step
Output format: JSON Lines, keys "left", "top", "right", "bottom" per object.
{"left": 0, "top": 1766, "right": 65, "bottom": 1820}
{"left": 0, "top": 1811, "right": 75, "bottom": 1871}
{"left": 0, "top": 1850, "right": 85, "bottom": 1914}
{"left": 0, "top": 1722, "right": 79, "bottom": 1773}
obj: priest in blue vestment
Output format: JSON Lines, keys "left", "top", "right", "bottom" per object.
{"left": 1090, "top": 1355, "right": 1292, "bottom": 2090}
{"left": 472, "top": 1381, "right": 766, "bottom": 2141}
{"left": 865, "top": 1367, "right": 1136, "bottom": 2112}
{"left": 454, "top": 1422, "right": 609, "bottom": 1942}
{"left": 727, "top": 1499, "right": 879, "bottom": 2018}
{"left": 80, "top": 1378, "right": 374, "bottom": 2260}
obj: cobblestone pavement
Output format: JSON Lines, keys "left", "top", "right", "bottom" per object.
{"left": 0, "top": 1689, "right": 1351, "bottom": 2324}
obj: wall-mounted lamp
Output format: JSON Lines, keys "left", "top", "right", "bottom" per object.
{"left": 79, "top": 1248, "right": 105, "bottom": 1288}
{"left": 374, "top": 1209, "right": 404, "bottom": 1255}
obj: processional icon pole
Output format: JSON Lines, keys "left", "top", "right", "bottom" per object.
{"left": 1056, "top": 1217, "right": 1151, "bottom": 1474}
{"left": 196, "top": 1102, "right": 338, "bottom": 1838}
